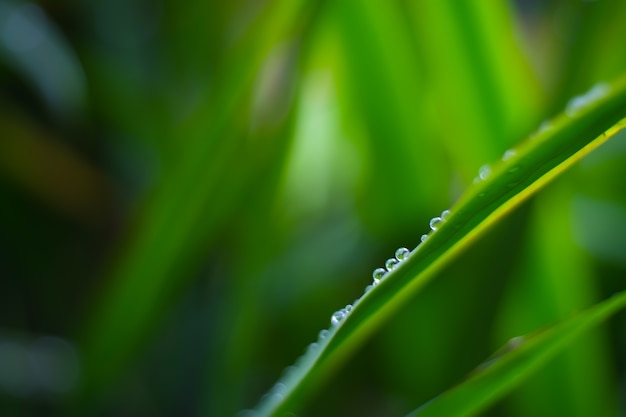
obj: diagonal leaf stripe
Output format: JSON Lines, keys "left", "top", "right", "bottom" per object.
{"left": 407, "top": 290, "right": 626, "bottom": 417}
{"left": 253, "top": 76, "right": 626, "bottom": 417}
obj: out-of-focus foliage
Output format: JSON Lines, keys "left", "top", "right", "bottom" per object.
{"left": 409, "top": 290, "right": 626, "bottom": 417}
{"left": 0, "top": 0, "right": 625, "bottom": 416}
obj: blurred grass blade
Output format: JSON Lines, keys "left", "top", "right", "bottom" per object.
{"left": 407, "top": 291, "right": 626, "bottom": 417}
{"left": 251, "top": 76, "right": 626, "bottom": 417}
{"left": 554, "top": 2, "right": 626, "bottom": 102}
{"left": 408, "top": 1, "right": 542, "bottom": 176}
{"left": 77, "top": 0, "right": 317, "bottom": 406}
{"left": 331, "top": 1, "right": 445, "bottom": 229}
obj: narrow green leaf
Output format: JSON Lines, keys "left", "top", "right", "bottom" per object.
{"left": 407, "top": 2, "right": 542, "bottom": 175}
{"left": 332, "top": 0, "right": 445, "bottom": 225}
{"left": 251, "top": 75, "right": 626, "bottom": 417}
{"left": 407, "top": 291, "right": 626, "bottom": 417}
{"left": 77, "top": 0, "right": 317, "bottom": 406}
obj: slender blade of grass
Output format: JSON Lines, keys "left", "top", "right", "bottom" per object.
{"left": 251, "top": 75, "right": 626, "bottom": 417}
{"left": 76, "top": 0, "right": 317, "bottom": 407}
{"left": 331, "top": 1, "right": 445, "bottom": 229}
{"left": 407, "top": 290, "right": 626, "bottom": 417}
{"left": 407, "top": 2, "right": 542, "bottom": 177}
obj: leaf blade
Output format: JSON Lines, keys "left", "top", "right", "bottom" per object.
{"left": 253, "top": 76, "right": 626, "bottom": 417}
{"left": 407, "top": 290, "right": 626, "bottom": 417}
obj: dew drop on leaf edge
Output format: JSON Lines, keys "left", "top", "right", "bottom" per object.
{"left": 538, "top": 120, "right": 552, "bottom": 134}
{"left": 478, "top": 164, "right": 491, "bottom": 180}
{"left": 395, "top": 247, "right": 410, "bottom": 261}
{"left": 565, "top": 82, "right": 609, "bottom": 116}
{"left": 429, "top": 217, "right": 442, "bottom": 231}
{"left": 385, "top": 258, "right": 400, "bottom": 271}
{"left": 372, "top": 267, "right": 387, "bottom": 281}
{"left": 330, "top": 310, "right": 345, "bottom": 326}
{"left": 502, "top": 149, "right": 516, "bottom": 161}
{"left": 281, "top": 365, "right": 296, "bottom": 379}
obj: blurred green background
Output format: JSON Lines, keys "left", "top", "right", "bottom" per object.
{"left": 0, "top": 0, "right": 625, "bottom": 416}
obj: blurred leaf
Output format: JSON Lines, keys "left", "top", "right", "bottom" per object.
{"left": 0, "top": 108, "right": 114, "bottom": 225}
{"left": 330, "top": 0, "right": 444, "bottom": 233}
{"left": 407, "top": 1, "right": 542, "bottom": 177}
{"left": 554, "top": 1, "right": 626, "bottom": 102}
{"left": 0, "top": 1, "right": 86, "bottom": 120}
{"left": 76, "top": 0, "right": 319, "bottom": 407}
{"left": 407, "top": 290, "right": 626, "bottom": 417}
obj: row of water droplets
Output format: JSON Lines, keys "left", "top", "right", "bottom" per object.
{"left": 321, "top": 208, "right": 460, "bottom": 348}
{"left": 480, "top": 82, "right": 611, "bottom": 191}
{"left": 252, "top": 146, "right": 524, "bottom": 414}
{"left": 251, "top": 84, "right": 612, "bottom": 414}
{"left": 253, "top": 143, "right": 525, "bottom": 412}
{"left": 329, "top": 245, "right": 419, "bottom": 327}
{"left": 530, "top": 82, "right": 609, "bottom": 141}
{"left": 566, "top": 82, "right": 609, "bottom": 117}
{"left": 472, "top": 146, "right": 518, "bottom": 187}
{"left": 472, "top": 81, "right": 610, "bottom": 188}
{"left": 252, "top": 208, "right": 457, "bottom": 414}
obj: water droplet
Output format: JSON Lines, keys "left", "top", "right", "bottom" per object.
{"left": 506, "top": 336, "right": 525, "bottom": 350}
{"left": 272, "top": 382, "right": 287, "bottom": 394}
{"left": 344, "top": 304, "right": 353, "bottom": 312}
{"left": 295, "top": 353, "right": 307, "bottom": 367}
{"left": 478, "top": 164, "right": 491, "bottom": 180}
{"left": 421, "top": 234, "right": 428, "bottom": 243}
{"left": 537, "top": 120, "right": 552, "bottom": 134}
{"left": 395, "top": 247, "right": 410, "bottom": 261}
{"left": 307, "top": 342, "right": 318, "bottom": 354}
{"left": 502, "top": 149, "right": 516, "bottom": 161}
{"left": 318, "top": 329, "right": 329, "bottom": 341}
{"left": 590, "top": 82, "right": 609, "bottom": 96}
{"left": 429, "top": 217, "right": 442, "bottom": 231}
{"left": 372, "top": 267, "right": 387, "bottom": 283}
{"left": 441, "top": 209, "right": 451, "bottom": 221}
{"left": 566, "top": 96, "right": 587, "bottom": 116}
{"left": 261, "top": 392, "right": 271, "bottom": 402}
{"left": 281, "top": 365, "right": 296, "bottom": 379}
{"left": 566, "top": 82, "right": 609, "bottom": 116}
{"left": 330, "top": 310, "right": 346, "bottom": 326}
{"left": 271, "top": 392, "right": 284, "bottom": 401}
{"left": 385, "top": 257, "right": 400, "bottom": 271}
{"left": 364, "top": 284, "right": 373, "bottom": 292}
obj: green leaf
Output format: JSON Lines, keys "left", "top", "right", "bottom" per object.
{"left": 407, "top": 1, "right": 542, "bottom": 175}
{"left": 331, "top": 0, "right": 444, "bottom": 222}
{"left": 251, "top": 75, "right": 626, "bottom": 417}
{"left": 407, "top": 290, "right": 626, "bottom": 417}
{"left": 76, "top": 0, "right": 317, "bottom": 406}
